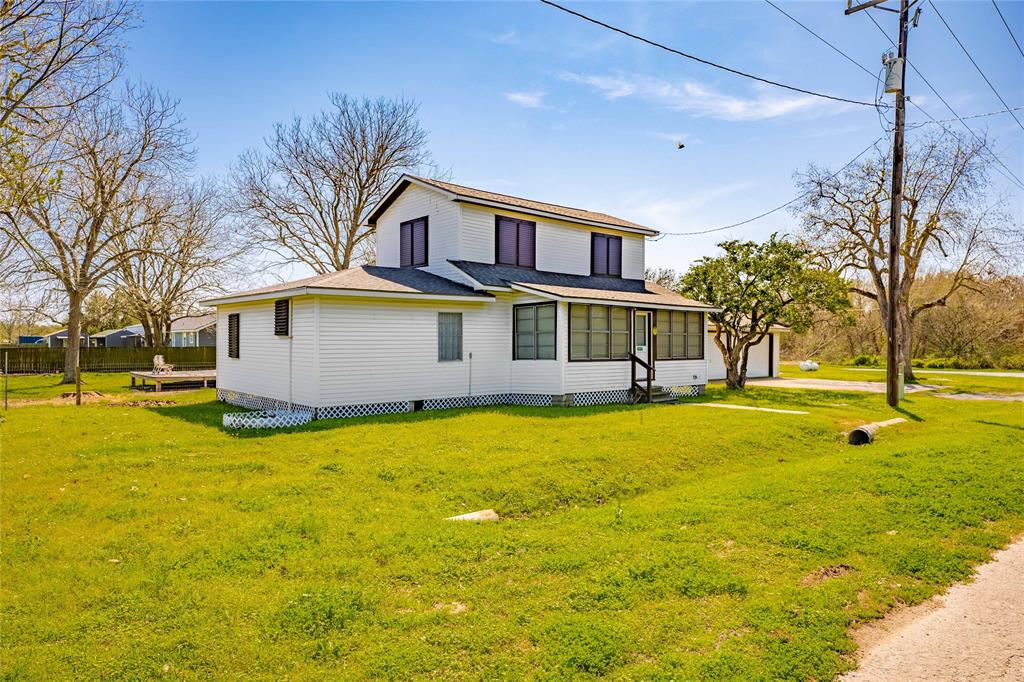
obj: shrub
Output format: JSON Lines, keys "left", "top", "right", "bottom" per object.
{"left": 1001, "top": 354, "right": 1024, "bottom": 370}
{"left": 851, "top": 354, "right": 882, "bottom": 366}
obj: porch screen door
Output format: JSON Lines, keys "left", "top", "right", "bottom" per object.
{"left": 633, "top": 311, "right": 651, "bottom": 364}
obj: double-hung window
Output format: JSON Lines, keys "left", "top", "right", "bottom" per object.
{"left": 438, "top": 312, "right": 462, "bottom": 361}
{"left": 400, "top": 216, "right": 428, "bottom": 267}
{"left": 656, "top": 310, "right": 704, "bottom": 360}
{"left": 514, "top": 303, "right": 555, "bottom": 359}
{"left": 591, "top": 233, "right": 622, "bottom": 277}
{"left": 495, "top": 216, "right": 536, "bottom": 268}
{"left": 569, "top": 304, "right": 629, "bottom": 360}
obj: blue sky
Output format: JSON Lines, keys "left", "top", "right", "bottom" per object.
{"left": 127, "top": 1, "right": 1022, "bottom": 273}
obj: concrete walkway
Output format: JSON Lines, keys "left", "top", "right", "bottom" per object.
{"left": 843, "top": 538, "right": 1024, "bottom": 682}
{"left": 847, "top": 367, "right": 1024, "bottom": 379}
{"left": 744, "top": 377, "right": 938, "bottom": 393}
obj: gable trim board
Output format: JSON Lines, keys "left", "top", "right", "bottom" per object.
{"left": 367, "top": 175, "right": 658, "bottom": 236}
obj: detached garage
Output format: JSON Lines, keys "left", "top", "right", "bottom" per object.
{"left": 706, "top": 326, "right": 784, "bottom": 381}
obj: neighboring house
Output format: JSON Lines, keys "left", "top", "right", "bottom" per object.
{"left": 89, "top": 324, "right": 145, "bottom": 348}
{"left": 167, "top": 314, "right": 217, "bottom": 347}
{"left": 202, "top": 175, "right": 716, "bottom": 420}
{"left": 38, "top": 330, "right": 88, "bottom": 348}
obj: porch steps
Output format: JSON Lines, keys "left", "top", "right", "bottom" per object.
{"left": 629, "top": 385, "right": 679, "bottom": 405}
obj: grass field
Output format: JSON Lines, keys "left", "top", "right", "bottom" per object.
{"left": 2, "top": 379, "right": 1022, "bottom": 680}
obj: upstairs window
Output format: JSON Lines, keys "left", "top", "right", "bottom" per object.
{"left": 400, "top": 216, "right": 428, "bottom": 267}
{"left": 514, "top": 303, "right": 556, "bottom": 360}
{"left": 495, "top": 216, "right": 536, "bottom": 268}
{"left": 591, "top": 233, "right": 622, "bottom": 277}
{"left": 228, "top": 313, "right": 240, "bottom": 359}
{"left": 274, "top": 299, "right": 290, "bottom": 336}
{"left": 656, "top": 310, "right": 703, "bottom": 360}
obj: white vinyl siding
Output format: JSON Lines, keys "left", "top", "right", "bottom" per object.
{"left": 217, "top": 297, "right": 318, "bottom": 406}
{"left": 458, "top": 204, "right": 645, "bottom": 278}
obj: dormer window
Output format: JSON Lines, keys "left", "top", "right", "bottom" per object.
{"left": 400, "top": 216, "right": 428, "bottom": 267}
{"left": 495, "top": 216, "right": 535, "bottom": 268}
{"left": 591, "top": 233, "right": 622, "bottom": 277}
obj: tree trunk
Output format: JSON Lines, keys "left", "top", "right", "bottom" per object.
{"left": 724, "top": 347, "right": 747, "bottom": 390}
{"left": 62, "top": 294, "right": 84, "bottom": 384}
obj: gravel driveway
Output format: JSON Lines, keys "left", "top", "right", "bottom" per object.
{"left": 843, "top": 538, "right": 1024, "bottom": 681}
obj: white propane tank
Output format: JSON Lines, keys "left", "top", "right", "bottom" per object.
{"left": 799, "top": 360, "right": 820, "bottom": 372}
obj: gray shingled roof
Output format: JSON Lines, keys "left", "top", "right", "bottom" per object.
{"left": 203, "top": 265, "right": 493, "bottom": 305}
{"left": 449, "top": 261, "right": 714, "bottom": 309}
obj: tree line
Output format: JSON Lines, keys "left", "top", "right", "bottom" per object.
{"left": 1, "top": 1, "right": 435, "bottom": 382}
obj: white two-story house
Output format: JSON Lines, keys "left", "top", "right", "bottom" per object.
{"left": 202, "top": 175, "right": 726, "bottom": 419}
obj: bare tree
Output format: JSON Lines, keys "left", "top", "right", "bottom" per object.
{"left": 0, "top": 84, "right": 192, "bottom": 381}
{"left": 1, "top": 0, "right": 132, "bottom": 142}
{"left": 113, "top": 178, "right": 243, "bottom": 346}
{"left": 230, "top": 94, "right": 431, "bottom": 274}
{"left": 795, "top": 131, "right": 1018, "bottom": 380}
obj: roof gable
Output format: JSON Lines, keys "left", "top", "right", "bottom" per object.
{"left": 366, "top": 174, "right": 658, "bottom": 235}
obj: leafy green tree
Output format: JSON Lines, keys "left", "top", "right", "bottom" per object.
{"left": 680, "top": 235, "right": 850, "bottom": 389}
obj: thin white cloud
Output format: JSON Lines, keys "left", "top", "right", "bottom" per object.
{"left": 491, "top": 29, "right": 517, "bottom": 45}
{"left": 561, "top": 71, "right": 835, "bottom": 121}
{"left": 504, "top": 90, "right": 545, "bottom": 108}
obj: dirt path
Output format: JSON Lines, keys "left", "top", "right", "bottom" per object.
{"left": 847, "top": 367, "right": 1024, "bottom": 379}
{"left": 744, "top": 377, "right": 938, "bottom": 393}
{"left": 842, "top": 538, "right": 1024, "bottom": 681}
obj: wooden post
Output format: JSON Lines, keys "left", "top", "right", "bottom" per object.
{"left": 3, "top": 351, "right": 8, "bottom": 411}
{"left": 75, "top": 364, "right": 82, "bottom": 406}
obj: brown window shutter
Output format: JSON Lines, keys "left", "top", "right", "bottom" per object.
{"left": 608, "top": 236, "right": 622, "bottom": 276}
{"left": 496, "top": 217, "right": 517, "bottom": 265}
{"left": 517, "top": 221, "right": 535, "bottom": 268}
{"left": 592, "top": 233, "right": 608, "bottom": 275}
{"left": 228, "top": 313, "right": 240, "bottom": 358}
{"left": 274, "top": 300, "right": 290, "bottom": 336}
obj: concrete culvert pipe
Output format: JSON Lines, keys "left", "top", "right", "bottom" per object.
{"left": 848, "top": 418, "right": 907, "bottom": 445}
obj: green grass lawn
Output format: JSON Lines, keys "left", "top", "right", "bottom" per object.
{"left": 2, "top": 385, "right": 1022, "bottom": 680}
{"left": 780, "top": 362, "right": 1024, "bottom": 395}
{"left": 3, "top": 372, "right": 140, "bottom": 401}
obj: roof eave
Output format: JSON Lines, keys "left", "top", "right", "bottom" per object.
{"left": 452, "top": 198, "right": 658, "bottom": 236}
{"left": 201, "top": 285, "right": 493, "bottom": 307}
{"left": 508, "top": 282, "right": 719, "bottom": 311}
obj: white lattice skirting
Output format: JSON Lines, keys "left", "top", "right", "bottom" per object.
{"left": 667, "top": 385, "right": 705, "bottom": 398}
{"left": 223, "top": 410, "right": 314, "bottom": 429}
{"left": 217, "top": 386, "right": 704, "bottom": 425}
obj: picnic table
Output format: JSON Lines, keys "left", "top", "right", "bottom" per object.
{"left": 129, "top": 369, "right": 216, "bottom": 392}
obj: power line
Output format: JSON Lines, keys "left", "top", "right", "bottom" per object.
{"left": 539, "top": 0, "right": 887, "bottom": 108}
{"left": 928, "top": 0, "right": 1024, "bottom": 131}
{"left": 763, "top": 0, "right": 878, "bottom": 82}
{"left": 654, "top": 133, "right": 889, "bottom": 237}
{"left": 991, "top": 0, "right": 1024, "bottom": 61}
{"left": 866, "top": 11, "right": 1024, "bottom": 190}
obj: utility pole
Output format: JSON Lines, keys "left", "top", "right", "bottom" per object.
{"left": 846, "top": 0, "right": 912, "bottom": 407}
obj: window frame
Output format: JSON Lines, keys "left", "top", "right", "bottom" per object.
{"left": 512, "top": 302, "right": 557, "bottom": 360}
{"left": 568, "top": 303, "right": 631, "bottom": 362}
{"left": 494, "top": 215, "right": 536, "bottom": 268}
{"left": 590, "top": 233, "right": 623, "bottom": 277}
{"left": 437, "top": 311, "right": 463, "bottom": 362}
{"left": 400, "top": 216, "right": 429, "bottom": 267}
{"left": 227, "top": 313, "right": 240, "bottom": 359}
{"left": 274, "top": 299, "right": 290, "bottom": 337}
{"left": 655, "top": 310, "right": 705, "bottom": 360}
